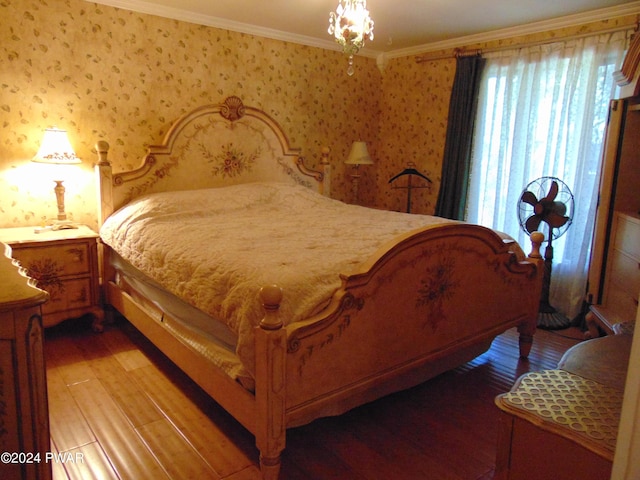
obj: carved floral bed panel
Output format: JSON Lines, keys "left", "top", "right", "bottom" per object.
{"left": 109, "top": 98, "right": 321, "bottom": 212}
{"left": 284, "top": 222, "right": 538, "bottom": 411}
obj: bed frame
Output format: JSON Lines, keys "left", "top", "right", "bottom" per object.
{"left": 95, "top": 96, "right": 544, "bottom": 479}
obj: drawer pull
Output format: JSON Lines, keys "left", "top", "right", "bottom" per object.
{"left": 67, "top": 248, "right": 85, "bottom": 263}
{"left": 72, "top": 287, "right": 88, "bottom": 304}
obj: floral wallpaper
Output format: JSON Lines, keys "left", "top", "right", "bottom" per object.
{"left": 0, "top": 0, "right": 637, "bottom": 229}
{"left": 0, "top": 0, "right": 381, "bottom": 230}
{"left": 375, "top": 55, "right": 455, "bottom": 214}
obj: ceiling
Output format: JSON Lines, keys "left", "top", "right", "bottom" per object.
{"left": 93, "top": 0, "right": 640, "bottom": 57}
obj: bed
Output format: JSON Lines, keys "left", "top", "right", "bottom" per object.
{"left": 95, "top": 96, "right": 544, "bottom": 479}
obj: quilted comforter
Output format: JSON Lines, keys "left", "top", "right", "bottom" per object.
{"left": 100, "top": 182, "right": 467, "bottom": 379}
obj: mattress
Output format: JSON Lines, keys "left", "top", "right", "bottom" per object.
{"left": 111, "top": 250, "right": 253, "bottom": 384}
{"left": 111, "top": 250, "right": 237, "bottom": 351}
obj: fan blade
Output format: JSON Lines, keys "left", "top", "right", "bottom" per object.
{"left": 543, "top": 180, "right": 559, "bottom": 201}
{"left": 521, "top": 191, "right": 538, "bottom": 206}
{"left": 534, "top": 201, "right": 549, "bottom": 216}
{"left": 552, "top": 201, "right": 567, "bottom": 216}
{"left": 545, "top": 212, "right": 569, "bottom": 228}
{"left": 525, "top": 215, "right": 542, "bottom": 233}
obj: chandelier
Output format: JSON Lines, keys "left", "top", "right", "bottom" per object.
{"left": 328, "top": 0, "right": 374, "bottom": 76}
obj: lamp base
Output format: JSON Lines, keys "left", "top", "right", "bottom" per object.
{"left": 52, "top": 220, "right": 78, "bottom": 231}
{"left": 34, "top": 220, "right": 78, "bottom": 234}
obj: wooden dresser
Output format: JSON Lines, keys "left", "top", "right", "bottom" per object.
{"left": 0, "top": 243, "right": 51, "bottom": 480}
{"left": 586, "top": 31, "right": 640, "bottom": 337}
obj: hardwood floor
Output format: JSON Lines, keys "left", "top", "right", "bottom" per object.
{"left": 44, "top": 317, "right": 583, "bottom": 480}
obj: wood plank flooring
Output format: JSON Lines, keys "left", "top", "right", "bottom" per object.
{"left": 44, "top": 317, "right": 584, "bottom": 480}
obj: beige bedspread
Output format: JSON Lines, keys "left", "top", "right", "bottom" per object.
{"left": 100, "top": 182, "right": 494, "bottom": 380}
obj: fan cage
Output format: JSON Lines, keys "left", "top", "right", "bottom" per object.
{"left": 517, "top": 176, "right": 574, "bottom": 241}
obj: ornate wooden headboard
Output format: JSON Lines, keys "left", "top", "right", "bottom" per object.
{"left": 95, "top": 96, "right": 330, "bottom": 225}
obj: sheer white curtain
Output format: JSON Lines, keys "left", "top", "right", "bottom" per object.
{"left": 466, "top": 30, "right": 629, "bottom": 320}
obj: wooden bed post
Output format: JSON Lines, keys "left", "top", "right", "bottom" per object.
{"left": 94, "top": 141, "right": 117, "bottom": 322}
{"left": 320, "top": 146, "right": 331, "bottom": 197}
{"left": 518, "top": 231, "right": 545, "bottom": 359}
{"left": 94, "top": 140, "right": 114, "bottom": 227}
{"left": 254, "top": 285, "right": 287, "bottom": 480}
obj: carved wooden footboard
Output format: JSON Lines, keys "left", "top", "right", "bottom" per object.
{"left": 252, "top": 225, "right": 543, "bottom": 478}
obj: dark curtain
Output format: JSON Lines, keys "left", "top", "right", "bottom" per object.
{"left": 435, "top": 54, "right": 486, "bottom": 220}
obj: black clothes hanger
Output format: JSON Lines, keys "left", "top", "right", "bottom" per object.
{"left": 388, "top": 163, "right": 432, "bottom": 213}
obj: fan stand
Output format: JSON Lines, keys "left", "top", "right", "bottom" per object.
{"left": 537, "top": 231, "right": 570, "bottom": 329}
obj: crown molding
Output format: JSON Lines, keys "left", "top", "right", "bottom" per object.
{"left": 383, "top": 1, "right": 640, "bottom": 59}
{"left": 89, "top": 0, "right": 344, "bottom": 52}
{"left": 89, "top": 0, "right": 640, "bottom": 62}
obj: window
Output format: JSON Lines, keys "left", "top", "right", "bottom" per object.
{"left": 465, "top": 31, "right": 629, "bottom": 320}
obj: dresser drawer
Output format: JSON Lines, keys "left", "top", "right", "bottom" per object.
{"left": 12, "top": 243, "right": 91, "bottom": 277}
{"left": 614, "top": 214, "right": 640, "bottom": 260}
{"left": 41, "top": 277, "right": 93, "bottom": 315}
{"left": 605, "top": 288, "right": 639, "bottom": 325}
{"left": 608, "top": 249, "right": 640, "bottom": 299}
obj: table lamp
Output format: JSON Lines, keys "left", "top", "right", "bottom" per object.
{"left": 344, "top": 141, "right": 373, "bottom": 203}
{"left": 32, "top": 127, "right": 81, "bottom": 230}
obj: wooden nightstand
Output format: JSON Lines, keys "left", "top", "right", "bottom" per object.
{"left": 0, "top": 225, "right": 103, "bottom": 331}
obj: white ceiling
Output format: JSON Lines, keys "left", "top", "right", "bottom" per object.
{"left": 93, "top": 0, "right": 640, "bottom": 57}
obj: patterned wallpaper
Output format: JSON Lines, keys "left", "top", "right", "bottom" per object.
{"left": 376, "top": 55, "right": 455, "bottom": 214}
{"left": 0, "top": 0, "right": 381, "bottom": 230}
{"left": 0, "top": 0, "right": 637, "bottom": 229}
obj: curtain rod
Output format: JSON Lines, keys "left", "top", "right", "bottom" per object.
{"left": 415, "top": 23, "right": 637, "bottom": 63}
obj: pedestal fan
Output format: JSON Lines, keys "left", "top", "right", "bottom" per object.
{"left": 518, "top": 176, "right": 574, "bottom": 329}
